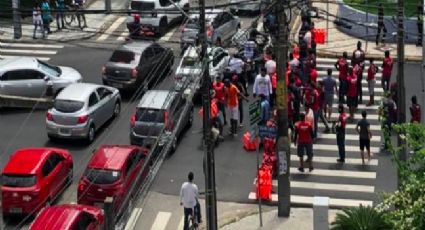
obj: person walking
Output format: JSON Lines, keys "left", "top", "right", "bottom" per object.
{"left": 317, "top": 81, "right": 331, "bottom": 133}
{"left": 294, "top": 112, "right": 314, "bottom": 172}
{"left": 41, "top": 0, "right": 52, "bottom": 34}
{"left": 253, "top": 67, "right": 272, "bottom": 102}
{"left": 335, "top": 104, "right": 347, "bottom": 163}
{"left": 379, "top": 92, "right": 397, "bottom": 150}
{"left": 259, "top": 94, "right": 270, "bottom": 125}
{"left": 381, "top": 50, "right": 393, "bottom": 91}
{"left": 335, "top": 52, "right": 349, "bottom": 104}
{"left": 289, "top": 76, "right": 302, "bottom": 122}
{"left": 227, "top": 53, "right": 246, "bottom": 92}
{"left": 322, "top": 68, "right": 338, "bottom": 120}
{"left": 180, "top": 172, "right": 201, "bottom": 230}
{"left": 224, "top": 79, "right": 248, "bottom": 137}
{"left": 356, "top": 110, "right": 372, "bottom": 165}
{"left": 410, "top": 95, "right": 421, "bottom": 123}
{"left": 73, "top": 0, "right": 87, "bottom": 29}
{"left": 32, "top": 4, "right": 45, "bottom": 39}
{"left": 309, "top": 82, "right": 321, "bottom": 139}
{"left": 352, "top": 41, "right": 365, "bottom": 104}
{"left": 55, "top": 0, "right": 66, "bottom": 30}
{"left": 213, "top": 76, "right": 227, "bottom": 125}
{"left": 376, "top": 3, "right": 387, "bottom": 45}
{"left": 347, "top": 67, "right": 358, "bottom": 121}
{"left": 367, "top": 58, "right": 378, "bottom": 106}
{"left": 232, "top": 75, "right": 247, "bottom": 127}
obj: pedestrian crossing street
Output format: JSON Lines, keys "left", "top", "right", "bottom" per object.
{"left": 248, "top": 57, "right": 384, "bottom": 208}
{"left": 0, "top": 42, "right": 64, "bottom": 61}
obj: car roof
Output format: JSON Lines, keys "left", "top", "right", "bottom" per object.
{"left": 30, "top": 204, "right": 102, "bottom": 230}
{"left": 119, "top": 41, "right": 153, "bottom": 54}
{"left": 88, "top": 145, "right": 139, "bottom": 171}
{"left": 189, "top": 9, "right": 223, "bottom": 20}
{"left": 183, "top": 46, "right": 199, "bottom": 59}
{"left": 0, "top": 57, "right": 39, "bottom": 71}
{"left": 56, "top": 83, "right": 100, "bottom": 102}
{"left": 137, "top": 90, "right": 176, "bottom": 110}
{"left": 3, "top": 148, "right": 53, "bottom": 175}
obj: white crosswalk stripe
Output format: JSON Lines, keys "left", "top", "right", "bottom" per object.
{"left": 248, "top": 56, "right": 382, "bottom": 208}
{"left": 150, "top": 211, "right": 172, "bottom": 230}
{"left": 97, "top": 16, "right": 127, "bottom": 41}
{"left": 0, "top": 42, "right": 64, "bottom": 61}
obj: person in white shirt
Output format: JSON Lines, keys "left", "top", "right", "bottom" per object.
{"left": 180, "top": 172, "right": 201, "bottom": 229}
{"left": 32, "top": 5, "right": 44, "bottom": 39}
{"left": 265, "top": 54, "right": 276, "bottom": 75}
{"left": 253, "top": 67, "right": 273, "bottom": 101}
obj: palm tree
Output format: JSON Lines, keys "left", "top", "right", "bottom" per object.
{"left": 331, "top": 205, "right": 392, "bottom": 230}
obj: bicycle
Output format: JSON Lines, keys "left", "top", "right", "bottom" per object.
{"left": 64, "top": 5, "right": 77, "bottom": 26}
{"left": 188, "top": 207, "right": 199, "bottom": 230}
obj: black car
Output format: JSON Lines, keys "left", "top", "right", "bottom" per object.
{"left": 102, "top": 41, "right": 174, "bottom": 91}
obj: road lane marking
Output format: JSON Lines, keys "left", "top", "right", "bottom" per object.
{"left": 331, "top": 104, "right": 380, "bottom": 110}
{"left": 316, "top": 57, "right": 383, "bottom": 65}
{"left": 124, "top": 208, "right": 143, "bottom": 230}
{"left": 0, "top": 55, "right": 50, "bottom": 61}
{"left": 290, "top": 155, "right": 378, "bottom": 166}
{"left": 117, "top": 31, "right": 129, "bottom": 41}
{"left": 317, "top": 133, "right": 381, "bottom": 142}
{"left": 289, "top": 167, "right": 376, "bottom": 178}
{"left": 97, "top": 16, "right": 127, "bottom": 41}
{"left": 0, "top": 49, "right": 57, "bottom": 55}
{"left": 331, "top": 94, "right": 382, "bottom": 103}
{"left": 318, "top": 123, "right": 381, "bottom": 131}
{"left": 290, "top": 144, "right": 379, "bottom": 154}
{"left": 248, "top": 193, "right": 373, "bottom": 207}
{"left": 0, "top": 42, "right": 64, "bottom": 49}
{"left": 176, "top": 216, "right": 184, "bottom": 230}
{"left": 328, "top": 112, "right": 379, "bottom": 120}
{"left": 319, "top": 77, "right": 382, "bottom": 85}
{"left": 159, "top": 27, "right": 178, "bottom": 42}
{"left": 150, "top": 211, "right": 171, "bottom": 230}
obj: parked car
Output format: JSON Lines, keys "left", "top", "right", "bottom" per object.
{"left": 229, "top": 0, "right": 270, "bottom": 15}
{"left": 46, "top": 83, "right": 121, "bottom": 143}
{"left": 1, "top": 148, "right": 73, "bottom": 218}
{"left": 77, "top": 145, "right": 150, "bottom": 216}
{"left": 130, "top": 90, "right": 193, "bottom": 153}
{"left": 126, "top": 0, "right": 190, "bottom": 37}
{"left": 102, "top": 42, "right": 174, "bottom": 91}
{"left": 29, "top": 204, "right": 104, "bottom": 230}
{"left": 180, "top": 9, "right": 240, "bottom": 47}
{"left": 0, "top": 57, "right": 82, "bottom": 98}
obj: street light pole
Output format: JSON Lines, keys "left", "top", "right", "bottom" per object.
{"left": 397, "top": 0, "right": 406, "bottom": 160}
{"left": 12, "top": 0, "right": 22, "bottom": 39}
{"left": 275, "top": 0, "right": 291, "bottom": 217}
{"left": 199, "top": 0, "right": 218, "bottom": 227}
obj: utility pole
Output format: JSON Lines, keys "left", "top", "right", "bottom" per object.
{"left": 275, "top": 0, "right": 290, "bottom": 217}
{"left": 105, "top": 0, "right": 111, "bottom": 14}
{"left": 397, "top": 0, "right": 406, "bottom": 160}
{"left": 12, "top": 0, "right": 21, "bottom": 39}
{"left": 199, "top": 0, "right": 218, "bottom": 227}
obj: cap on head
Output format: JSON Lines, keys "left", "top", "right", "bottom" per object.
{"left": 188, "top": 172, "right": 194, "bottom": 181}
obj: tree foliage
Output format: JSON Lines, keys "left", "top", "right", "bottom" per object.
{"left": 331, "top": 205, "right": 391, "bottom": 230}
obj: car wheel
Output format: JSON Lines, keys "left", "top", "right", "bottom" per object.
{"left": 47, "top": 134, "right": 58, "bottom": 142}
{"left": 113, "top": 102, "right": 121, "bottom": 118}
{"left": 159, "top": 18, "right": 168, "bottom": 36}
{"left": 170, "top": 137, "right": 177, "bottom": 154}
{"left": 86, "top": 125, "right": 95, "bottom": 144}
{"left": 187, "top": 109, "right": 194, "bottom": 128}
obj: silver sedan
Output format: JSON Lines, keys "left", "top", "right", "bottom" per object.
{"left": 46, "top": 83, "right": 121, "bottom": 143}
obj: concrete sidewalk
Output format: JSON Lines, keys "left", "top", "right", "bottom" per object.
{"left": 0, "top": 0, "right": 126, "bottom": 42}
{"left": 305, "top": 1, "right": 423, "bottom": 61}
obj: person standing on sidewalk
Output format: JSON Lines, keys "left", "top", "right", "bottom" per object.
{"left": 356, "top": 110, "right": 372, "bottom": 165}
{"left": 224, "top": 79, "right": 248, "bottom": 137}
{"left": 213, "top": 76, "right": 227, "bottom": 125}
{"left": 347, "top": 67, "right": 358, "bottom": 121}
{"left": 335, "top": 104, "right": 347, "bottom": 163}
{"left": 32, "top": 4, "right": 45, "bottom": 39}
{"left": 335, "top": 52, "right": 349, "bottom": 104}
{"left": 55, "top": 0, "right": 66, "bottom": 30}
{"left": 294, "top": 112, "right": 314, "bottom": 172}
{"left": 418, "top": 2, "right": 424, "bottom": 46}
{"left": 41, "top": 0, "right": 52, "bottom": 34}
{"left": 367, "top": 58, "right": 378, "bottom": 106}
{"left": 73, "top": 0, "right": 87, "bottom": 30}
{"left": 180, "top": 172, "right": 201, "bottom": 230}
{"left": 322, "top": 68, "right": 338, "bottom": 120}
{"left": 376, "top": 3, "right": 387, "bottom": 45}
{"left": 253, "top": 67, "right": 272, "bottom": 102}
{"left": 410, "top": 95, "right": 421, "bottom": 123}
{"left": 232, "top": 75, "right": 247, "bottom": 127}
{"left": 381, "top": 50, "right": 393, "bottom": 91}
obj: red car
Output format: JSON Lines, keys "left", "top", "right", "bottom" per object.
{"left": 77, "top": 145, "right": 150, "bottom": 215}
{"left": 1, "top": 148, "right": 73, "bottom": 217}
{"left": 29, "top": 204, "right": 104, "bottom": 230}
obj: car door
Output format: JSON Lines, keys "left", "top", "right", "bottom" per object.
{"left": 24, "top": 70, "right": 47, "bottom": 98}
{"left": 41, "top": 158, "right": 56, "bottom": 200}
{"left": 96, "top": 87, "right": 114, "bottom": 125}
{"left": 46, "top": 154, "right": 66, "bottom": 196}
{"left": 87, "top": 91, "right": 102, "bottom": 129}
{"left": 121, "top": 156, "right": 136, "bottom": 210}
{"left": 0, "top": 70, "right": 33, "bottom": 97}
{"left": 139, "top": 47, "right": 156, "bottom": 85}
{"left": 152, "top": 45, "right": 170, "bottom": 78}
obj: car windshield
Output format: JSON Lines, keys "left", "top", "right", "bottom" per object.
{"left": 135, "top": 108, "right": 165, "bottom": 123}
{"left": 109, "top": 50, "right": 135, "bottom": 64}
{"left": 186, "top": 18, "right": 200, "bottom": 29}
{"left": 37, "top": 60, "right": 61, "bottom": 77}
{"left": 2, "top": 174, "right": 37, "bottom": 187}
{"left": 54, "top": 100, "right": 84, "bottom": 113}
{"left": 181, "top": 56, "right": 199, "bottom": 68}
{"left": 85, "top": 169, "right": 121, "bottom": 184}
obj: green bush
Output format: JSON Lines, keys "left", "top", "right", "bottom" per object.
{"left": 331, "top": 205, "right": 392, "bottom": 230}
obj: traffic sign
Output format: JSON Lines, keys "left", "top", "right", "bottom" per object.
{"left": 258, "top": 125, "right": 277, "bottom": 138}
{"left": 249, "top": 99, "right": 261, "bottom": 126}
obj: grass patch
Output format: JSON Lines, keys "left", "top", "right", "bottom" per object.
{"left": 343, "top": 0, "right": 419, "bottom": 17}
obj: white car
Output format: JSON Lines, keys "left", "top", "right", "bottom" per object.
{"left": 127, "top": 0, "right": 190, "bottom": 36}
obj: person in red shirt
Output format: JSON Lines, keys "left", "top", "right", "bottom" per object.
{"left": 346, "top": 67, "right": 358, "bottom": 120}
{"left": 335, "top": 52, "right": 349, "bottom": 103}
{"left": 367, "top": 58, "right": 378, "bottom": 106}
{"left": 381, "top": 50, "right": 393, "bottom": 91}
{"left": 309, "top": 64, "right": 318, "bottom": 83}
{"left": 213, "top": 76, "right": 227, "bottom": 125}
{"left": 335, "top": 104, "right": 347, "bottom": 163}
{"left": 294, "top": 112, "right": 314, "bottom": 172}
{"left": 353, "top": 63, "right": 363, "bottom": 104}
{"left": 410, "top": 95, "right": 421, "bottom": 123}
{"left": 310, "top": 82, "right": 321, "bottom": 139}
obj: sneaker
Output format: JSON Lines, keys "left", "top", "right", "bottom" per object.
{"left": 304, "top": 158, "right": 311, "bottom": 163}
{"left": 239, "top": 124, "right": 244, "bottom": 128}
{"left": 232, "top": 133, "right": 238, "bottom": 138}
{"left": 298, "top": 167, "right": 304, "bottom": 173}
{"left": 309, "top": 167, "right": 314, "bottom": 172}
{"left": 336, "top": 158, "right": 345, "bottom": 163}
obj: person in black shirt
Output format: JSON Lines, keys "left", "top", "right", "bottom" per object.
{"left": 376, "top": 3, "right": 387, "bottom": 46}
{"left": 417, "top": 2, "right": 423, "bottom": 46}
{"left": 356, "top": 110, "right": 372, "bottom": 165}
